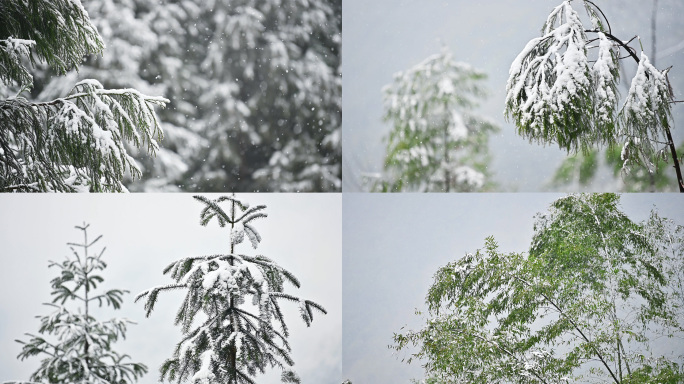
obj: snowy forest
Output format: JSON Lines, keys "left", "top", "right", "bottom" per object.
{"left": 344, "top": 0, "right": 684, "bottom": 192}
{"left": 1, "top": 0, "right": 341, "bottom": 192}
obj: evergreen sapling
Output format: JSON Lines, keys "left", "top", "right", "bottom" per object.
{"left": 136, "top": 195, "right": 326, "bottom": 384}
{"left": 9, "top": 223, "right": 147, "bottom": 384}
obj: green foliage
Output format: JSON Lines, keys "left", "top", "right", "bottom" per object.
{"left": 0, "top": 0, "right": 104, "bottom": 84}
{"left": 0, "top": 0, "right": 167, "bottom": 192}
{"left": 551, "top": 140, "right": 684, "bottom": 191}
{"left": 393, "top": 194, "right": 684, "bottom": 384}
{"left": 136, "top": 195, "right": 325, "bottom": 384}
{"left": 377, "top": 47, "right": 499, "bottom": 192}
{"left": 13, "top": 224, "right": 147, "bottom": 384}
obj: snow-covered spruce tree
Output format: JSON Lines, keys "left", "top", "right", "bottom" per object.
{"left": 9, "top": 224, "right": 147, "bottom": 384}
{"left": 0, "top": 0, "right": 168, "bottom": 192}
{"left": 136, "top": 195, "right": 326, "bottom": 383}
{"left": 32, "top": 0, "right": 201, "bottom": 192}
{"left": 376, "top": 48, "right": 499, "bottom": 192}
{"left": 142, "top": 0, "right": 341, "bottom": 192}
{"left": 505, "top": 0, "right": 683, "bottom": 192}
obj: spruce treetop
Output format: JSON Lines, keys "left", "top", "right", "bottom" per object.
{"left": 136, "top": 195, "right": 326, "bottom": 384}
{"left": 9, "top": 223, "right": 147, "bottom": 384}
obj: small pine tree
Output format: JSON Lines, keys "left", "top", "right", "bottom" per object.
{"left": 375, "top": 47, "right": 499, "bottom": 192}
{"left": 136, "top": 195, "right": 326, "bottom": 384}
{"left": 10, "top": 223, "right": 147, "bottom": 384}
{"left": 0, "top": 0, "right": 168, "bottom": 192}
{"left": 505, "top": 0, "right": 683, "bottom": 192}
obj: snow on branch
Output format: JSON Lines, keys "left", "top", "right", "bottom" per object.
{"left": 505, "top": 1, "right": 595, "bottom": 152}
{"left": 619, "top": 53, "right": 673, "bottom": 173}
{"left": 0, "top": 37, "right": 36, "bottom": 87}
{"left": 506, "top": 0, "right": 682, "bottom": 190}
{"left": 1, "top": 79, "right": 167, "bottom": 192}
{"left": 138, "top": 195, "right": 326, "bottom": 383}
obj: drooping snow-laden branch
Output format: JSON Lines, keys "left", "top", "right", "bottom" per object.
{"left": 1, "top": 79, "right": 168, "bottom": 192}
{"left": 505, "top": 0, "right": 683, "bottom": 192}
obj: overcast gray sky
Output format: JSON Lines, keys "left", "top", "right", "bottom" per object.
{"left": 342, "top": 0, "right": 684, "bottom": 192}
{"left": 0, "top": 193, "right": 341, "bottom": 384}
{"left": 343, "top": 193, "right": 684, "bottom": 383}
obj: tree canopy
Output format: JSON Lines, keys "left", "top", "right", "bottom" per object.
{"left": 393, "top": 193, "right": 684, "bottom": 383}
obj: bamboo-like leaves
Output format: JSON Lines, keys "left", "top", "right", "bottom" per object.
{"left": 393, "top": 194, "right": 684, "bottom": 383}
{"left": 506, "top": 0, "right": 677, "bottom": 184}
{"left": 505, "top": 1, "right": 594, "bottom": 152}
{"left": 618, "top": 53, "right": 673, "bottom": 173}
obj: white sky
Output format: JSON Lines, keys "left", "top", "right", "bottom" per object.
{"left": 343, "top": 193, "right": 684, "bottom": 383}
{"left": 342, "top": 0, "right": 684, "bottom": 192}
{"left": 0, "top": 193, "right": 341, "bottom": 384}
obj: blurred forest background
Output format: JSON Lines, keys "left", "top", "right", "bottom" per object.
{"left": 28, "top": 0, "right": 341, "bottom": 192}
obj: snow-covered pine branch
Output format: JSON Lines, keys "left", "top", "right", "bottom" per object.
{"left": 506, "top": 0, "right": 683, "bottom": 191}
{"left": 137, "top": 195, "right": 325, "bottom": 384}
{"left": 10, "top": 223, "right": 146, "bottom": 384}
{"left": 0, "top": 0, "right": 168, "bottom": 192}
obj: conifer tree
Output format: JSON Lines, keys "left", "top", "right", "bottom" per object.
{"left": 31, "top": 0, "right": 204, "bottom": 191}
{"left": 9, "top": 223, "right": 147, "bottom": 384}
{"left": 376, "top": 48, "right": 499, "bottom": 192}
{"left": 136, "top": 195, "right": 326, "bottom": 384}
{"left": 0, "top": 0, "right": 167, "bottom": 192}
{"left": 505, "top": 0, "right": 683, "bottom": 192}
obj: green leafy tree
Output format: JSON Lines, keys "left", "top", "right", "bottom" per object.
{"left": 551, "top": 142, "right": 684, "bottom": 192}
{"left": 9, "top": 223, "right": 147, "bottom": 384}
{"left": 136, "top": 195, "right": 326, "bottom": 384}
{"left": 375, "top": 47, "right": 499, "bottom": 192}
{"left": 393, "top": 194, "right": 684, "bottom": 383}
{"left": 505, "top": 0, "right": 683, "bottom": 192}
{"left": 0, "top": 0, "right": 167, "bottom": 192}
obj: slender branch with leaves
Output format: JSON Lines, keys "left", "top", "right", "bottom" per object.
{"left": 505, "top": 0, "right": 683, "bottom": 192}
